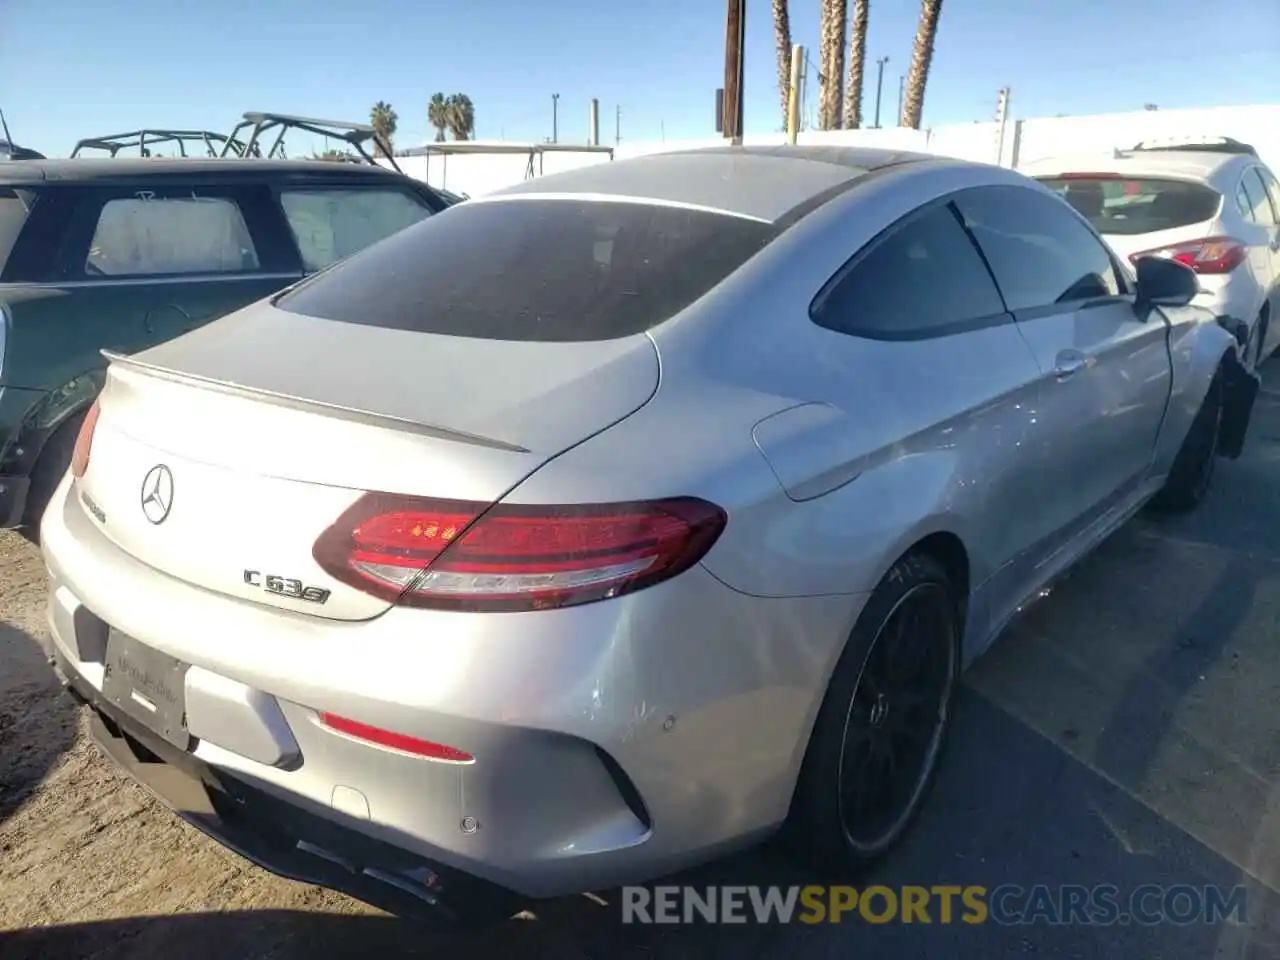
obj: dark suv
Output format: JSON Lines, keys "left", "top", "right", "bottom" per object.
{"left": 0, "top": 157, "right": 446, "bottom": 536}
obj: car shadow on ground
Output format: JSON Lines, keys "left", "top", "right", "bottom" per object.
{"left": 0, "top": 620, "right": 78, "bottom": 827}
{"left": 4, "top": 690, "right": 1280, "bottom": 960}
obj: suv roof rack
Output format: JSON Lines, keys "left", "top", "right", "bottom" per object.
{"left": 1129, "top": 136, "right": 1258, "bottom": 157}
{"left": 70, "top": 129, "right": 248, "bottom": 158}
{"left": 220, "top": 112, "right": 400, "bottom": 173}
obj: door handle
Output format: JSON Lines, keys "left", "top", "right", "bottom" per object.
{"left": 1054, "top": 351, "right": 1087, "bottom": 379}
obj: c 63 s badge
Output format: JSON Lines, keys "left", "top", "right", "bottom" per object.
{"left": 243, "top": 570, "right": 331, "bottom": 604}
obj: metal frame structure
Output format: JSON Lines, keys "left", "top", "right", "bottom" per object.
{"left": 70, "top": 129, "right": 245, "bottom": 159}
{"left": 220, "top": 112, "right": 401, "bottom": 171}
{"left": 396, "top": 141, "right": 615, "bottom": 190}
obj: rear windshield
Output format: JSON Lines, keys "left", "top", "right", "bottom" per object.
{"left": 1036, "top": 176, "right": 1221, "bottom": 236}
{"left": 276, "top": 198, "right": 778, "bottom": 342}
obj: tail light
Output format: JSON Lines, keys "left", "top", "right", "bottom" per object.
{"left": 70, "top": 401, "right": 101, "bottom": 479}
{"left": 1129, "top": 237, "right": 1247, "bottom": 275}
{"left": 312, "top": 494, "right": 727, "bottom": 612}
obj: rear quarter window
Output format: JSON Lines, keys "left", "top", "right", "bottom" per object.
{"left": 279, "top": 187, "right": 433, "bottom": 272}
{"left": 276, "top": 199, "right": 778, "bottom": 341}
{"left": 1035, "top": 176, "right": 1221, "bottom": 236}
{"left": 0, "top": 189, "right": 29, "bottom": 276}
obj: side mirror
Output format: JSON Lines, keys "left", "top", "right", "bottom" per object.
{"left": 1134, "top": 255, "right": 1200, "bottom": 309}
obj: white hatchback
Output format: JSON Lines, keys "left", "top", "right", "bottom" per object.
{"left": 1025, "top": 137, "right": 1280, "bottom": 368}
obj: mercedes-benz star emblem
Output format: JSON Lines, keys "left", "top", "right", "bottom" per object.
{"left": 139, "top": 465, "right": 174, "bottom": 525}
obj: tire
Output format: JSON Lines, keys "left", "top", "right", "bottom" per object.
{"left": 1149, "top": 368, "right": 1224, "bottom": 515}
{"left": 19, "top": 412, "right": 85, "bottom": 544}
{"left": 785, "top": 550, "right": 961, "bottom": 875}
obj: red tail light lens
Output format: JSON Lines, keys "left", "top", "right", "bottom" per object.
{"left": 319, "top": 712, "right": 474, "bottom": 762}
{"left": 70, "top": 401, "right": 101, "bottom": 479}
{"left": 313, "top": 494, "right": 727, "bottom": 612}
{"left": 1129, "top": 237, "right": 1246, "bottom": 275}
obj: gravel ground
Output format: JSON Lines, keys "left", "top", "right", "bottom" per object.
{"left": 5, "top": 363, "right": 1280, "bottom": 958}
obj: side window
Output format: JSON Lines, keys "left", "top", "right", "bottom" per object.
{"left": 279, "top": 188, "right": 432, "bottom": 272}
{"left": 85, "top": 194, "right": 261, "bottom": 277}
{"left": 953, "top": 185, "right": 1122, "bottom": 313}
{"left": 1236, "top": 182, "right": 1256, "bottom": 221}
{"left": 1244, "top": 168, "right": 1278, "bottom": 226}
{"left": 1257, "top": 167, "right": 1280, "bottom": 219}
{"left": 811, "top": 202, "right": 1006, "bottom": 340}
{"left": 1237, "top": 174, "right": 1266, "bottom": 225}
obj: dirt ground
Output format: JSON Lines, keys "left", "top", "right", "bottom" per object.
{"left": 6, "top": 364, "right": 1280, "bottom": 959}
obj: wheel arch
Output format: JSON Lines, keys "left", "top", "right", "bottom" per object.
{"left": 782, "top": 527, "right": 971, "bottom": 803}
{"left": 1, "top": 368, "right": 103, "bottom": 480}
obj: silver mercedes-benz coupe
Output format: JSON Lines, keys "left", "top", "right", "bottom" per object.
{"left": 39, "top": 145, "right": 1258, "bottom": 923}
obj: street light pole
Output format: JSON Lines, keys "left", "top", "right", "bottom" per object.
{"left": 873, "top": 57, "right": 890, "bottom": 129}
{"left": 552, "top": 93, "right": 560, "bottom": 144}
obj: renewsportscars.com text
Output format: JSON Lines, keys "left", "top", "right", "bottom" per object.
{"left": 620, "top": 884, "right": 1248, "bottom": 926}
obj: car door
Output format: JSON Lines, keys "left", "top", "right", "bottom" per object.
{"left": 1235, "top": 169, "right": 1278, "bottom": 318}
{"left": 1245, "top": 166, "right": 1280, "bottom": 334}
{"left": 68, "top": 182, "right": 302, "bottom": 349}
{"left": 953, "top": 183, "right": 1172, "bottom": 562}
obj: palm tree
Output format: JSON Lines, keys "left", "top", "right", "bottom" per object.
{"left": 843, "top": 0, "right": 869, "bottom": 128}
{"left": 818, "top": 0, "right": 848, "bottom": 129}
{"left": 369, "top": 101, "right": 398, "bottom": 156}
{"left": 428, "top": 93, "right": 449, "bottom": 142}
{"left": 445, "top": 94, "right": 475, "bottom": 141}
{"left": 901, "top": 0, "right": 943, "bottom": 130}
{"left": 771, "top": 0, "right": 793, "bottom": 130}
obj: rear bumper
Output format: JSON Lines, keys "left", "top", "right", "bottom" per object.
{"left": 40, "top": 472, "right": 862, "bottom": 901}
{"left": 52, "top": 652, "right": 519, "bottom": 922}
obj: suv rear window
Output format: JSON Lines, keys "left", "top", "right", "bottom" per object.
{"left": 1035, "top": 176, "right": 1221, "bottom": 236}
{"left": 276, "top": 199, "right": 778, "bottom": 342}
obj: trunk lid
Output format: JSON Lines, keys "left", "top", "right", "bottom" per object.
{"left": 77, "top": 301, "right": 659, "bottom": 621}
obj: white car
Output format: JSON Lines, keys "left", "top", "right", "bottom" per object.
{"left": 1024, "top": 137, "right": 1280, "bottom": 369}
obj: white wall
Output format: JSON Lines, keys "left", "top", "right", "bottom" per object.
{"left": 392, "top": 103, "right": 1280, "bottom": 196}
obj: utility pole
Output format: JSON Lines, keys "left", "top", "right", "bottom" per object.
{"left": 590, "top": 99, "right": 600, "bottom": 146}
{"left": 994, "top": 86, "right": 1011, "bottom": 166}
{"left": 552, "top": 93, "right": 560, "bottom": 144}
{"left": 786, "top": 44, "right": 804, "bottom": 144}
{"left": 873, "top": 57, "right": 890, "bottom": 129}
{"left": 896, "top": 75, "right": 905, "bottom": 127}
{"left": 722, "top": 0, "right": 746, "bottom": 142}
{"left": 615, "top": 104, "right": 621, "bottom": 144}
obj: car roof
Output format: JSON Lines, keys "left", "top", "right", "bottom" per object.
{"left": 491, "top": 145, "right": 943, "bottom": 224}
{"left": 0, "top": 157, "right": 409, "bottom": 185}
{"left": 1020, "top": 148, "right": 1253, "bottom": 184}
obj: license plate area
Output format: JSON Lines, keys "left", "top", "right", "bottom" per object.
{"left": 102, "top": 629, "right": 190, "bottom": 750}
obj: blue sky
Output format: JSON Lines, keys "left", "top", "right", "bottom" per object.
{"left": 2, "top": 0, "right": 1277, "bottom": 157}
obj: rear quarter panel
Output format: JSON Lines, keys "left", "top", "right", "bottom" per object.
{"left": 508, "top": 160, "right": 1053, "bottom": 645}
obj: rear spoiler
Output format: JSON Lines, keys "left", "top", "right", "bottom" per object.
{"left": 100, "top": 350, "right": 529, "bottom": 453}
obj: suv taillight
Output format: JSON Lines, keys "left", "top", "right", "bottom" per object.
{"left": 70, "top": 402, "right": 101, "bottom": 479}
{"left": 1129, "top": 237, "right": 1247, "bottom": 275}
{"left": 312, "top": 494, "right": 728, "bottom": 612}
